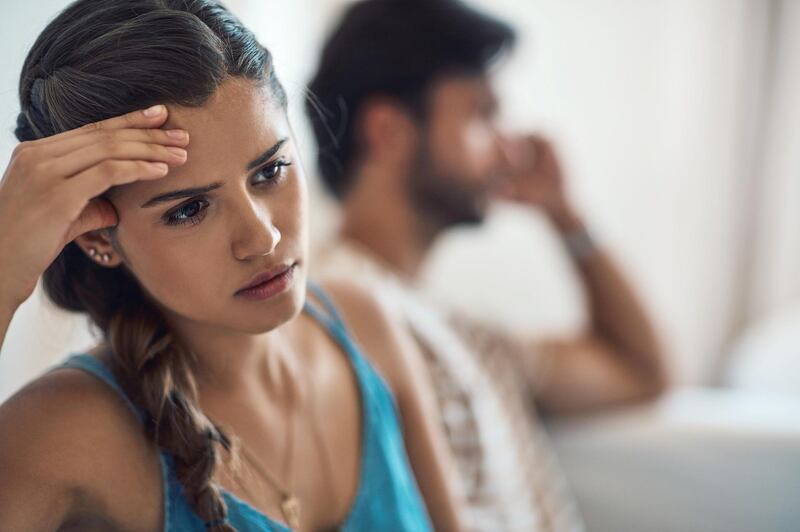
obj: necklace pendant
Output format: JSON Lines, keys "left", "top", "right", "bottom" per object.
{"left": 281, "top": 495, "right": 301, "bottom": 530}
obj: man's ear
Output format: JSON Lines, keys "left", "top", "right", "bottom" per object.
{"left": 358, "top": 97, "right": 419, "bottom": 164}
{"left": 73, "top": 229, "right": 123, "bottom": 267}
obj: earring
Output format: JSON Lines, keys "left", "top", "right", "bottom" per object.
{"left": 88, "top": 248, "right": 112, "bottom": 263}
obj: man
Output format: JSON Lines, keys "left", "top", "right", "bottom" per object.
{"left": 306, "top": 1, "right": 669, "bottom": 530}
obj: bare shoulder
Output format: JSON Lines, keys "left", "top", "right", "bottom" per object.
{"left": 315, "top": 279, "right": 419, "bottom": 397}
{"left": 0, "top": 364, "right": 159, "bottom": 528}
{"left": 316, "top": 278, "right": 394, "bottom": 326}
{"left": 0, "top": 364, "right": 149, "bottom": 477}
{"left": 316, "top": 278, "right": 399, "bottom": 348}
{"left": 0, "top": 369, "right": 144, "bottom": 447}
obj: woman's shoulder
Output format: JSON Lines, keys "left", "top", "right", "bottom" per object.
{"left": 0, "top": 358, "right": 154, "bottom": 488}
{"left": 314, "top": 278, "right": 397, "bottom": 350}
{"left": 0, "top": 361, "right": 163, "bottom": 531}
{"left": 3, "top": 356, "right": 132, "bottom": 418}
{"left": 315, "top": 278, "right": 390, "bottom": 326}
{"left": 312, "top": 279, "right": 424, "bottom": 400}
{"left": 0, "top": 359, "right": 147, "bottom": 463}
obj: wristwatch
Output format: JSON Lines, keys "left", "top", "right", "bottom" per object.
{"left": 563, "top": 225, "right": 597, "bottom": 262}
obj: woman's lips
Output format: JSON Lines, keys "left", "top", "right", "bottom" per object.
{"left": 234, "top": 263, "right": 297, "bottom": 301}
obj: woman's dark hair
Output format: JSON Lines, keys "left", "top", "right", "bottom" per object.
{"left": 306, "top": 0, "right": 515, "bottom": 199}
{"left": 15, "top": 1, "right": 286, "bottom": 529}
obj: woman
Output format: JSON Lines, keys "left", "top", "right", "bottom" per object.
{"left": 0, "top": 1, "right": 462, "bottom": 530}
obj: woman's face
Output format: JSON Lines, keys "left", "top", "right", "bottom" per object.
{"left": 105, "top": 78, "right": 308, "bottom": 335}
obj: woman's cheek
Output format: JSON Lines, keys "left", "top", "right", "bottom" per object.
{"left": 119, "top": 227, "right": 223, "bottom": 314}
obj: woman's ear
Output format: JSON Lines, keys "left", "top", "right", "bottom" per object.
{"left": 73, "top": 229, "right": 123, "bottom": 267}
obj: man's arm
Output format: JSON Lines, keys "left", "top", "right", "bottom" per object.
{"left": 499, "top": 135, "right": 670, "bottom": 415}
{"left": 536, "top": 210, "right": 669, "bottom": 414}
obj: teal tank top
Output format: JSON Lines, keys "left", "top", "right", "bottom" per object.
{"left": 55, "top": 283, "right": 433, "bottom": 531}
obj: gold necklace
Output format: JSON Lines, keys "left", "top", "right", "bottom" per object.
{"left": 220, "top": 354, "right": 340, "bottom": 531}
{"left": 237, "top": 435, "right": 302, "bottom": 530}
{"left": 210, "top": 368, "right": 301, "bottom": 530}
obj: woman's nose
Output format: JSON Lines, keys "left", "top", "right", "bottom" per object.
{"left": 231, "top": 200, "right": 281, "bottom": 261}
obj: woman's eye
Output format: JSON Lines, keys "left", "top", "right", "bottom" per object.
{"left": 164, "top": 198, "right": 209, "bottom": 226}
{"left": 253, "top": 159, "right": 292, "bottom": 186}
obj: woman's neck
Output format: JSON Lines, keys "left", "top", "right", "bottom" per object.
{"left": 169, "top": 313, "right": 303, "bottom": 402}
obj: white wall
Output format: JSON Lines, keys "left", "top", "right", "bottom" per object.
{"left": 0, "top": 0, "right": 782, "bottom": 400}
{"left": 746, "top": 0, "right": 800, "bottom": 320}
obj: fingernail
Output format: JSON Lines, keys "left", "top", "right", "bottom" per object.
{"left": 150, "top": 162, "right": 169, "bottom": 173}
{"left": 143, "top": 104, "right": 166, "bottom": 117}
{"left": 165, "top": 129, "right": 187, "bottom": 140}
{"left": 166, "top": 146, "right": 187, "bottom": 158}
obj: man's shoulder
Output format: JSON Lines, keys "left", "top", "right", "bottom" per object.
{"left": 312, "top": 238, "right": 400, "bottom": 286}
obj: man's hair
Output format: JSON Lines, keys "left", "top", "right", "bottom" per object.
{"left": 306, "top": 0, "right": 516, "bottom": 199}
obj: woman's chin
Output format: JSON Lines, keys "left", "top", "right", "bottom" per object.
{"left": 229, "top": 282, "right": 307, "bottom": 334}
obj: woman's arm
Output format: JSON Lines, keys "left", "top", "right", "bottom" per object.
{"left": 0, "top": 397, "right": 73, "bottom": 531}
{"left": 0, "top": 373, "right": 106, "bottom": 530}
{"left": 0, "top": 105, "right": 186, "bottom": 357}
{"left": 322, "top": 281, "right": 465, "bottom": 532}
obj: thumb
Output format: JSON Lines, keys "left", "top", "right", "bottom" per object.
{"left": 66, "top": 198, "right": 119, "bottom": 243}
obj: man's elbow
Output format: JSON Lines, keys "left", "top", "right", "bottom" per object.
{"left": 635, "top": 356, "right": 672, "bottom": 401}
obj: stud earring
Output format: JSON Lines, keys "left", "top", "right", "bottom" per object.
{"left": 88, "top": 248, "right": 98, "bottom": 257}
{"left": 101, "top": 253, "right": 112, "bottom": 263}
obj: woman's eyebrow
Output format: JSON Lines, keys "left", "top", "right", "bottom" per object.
{"left": 140, "top": 138, "right": 289, "bottom": 208}
{"left": 142, "top": 137, "right": 289, "bottom": 209}
{"left": 141, "top": 183, "right": 223, "bottom": 208}
{"left": 246, "top": 137, "right": 288, "bottom": 170}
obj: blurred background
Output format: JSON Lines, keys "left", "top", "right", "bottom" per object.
{"left": 1, "top": 1, "right": 799, "bottom": 531}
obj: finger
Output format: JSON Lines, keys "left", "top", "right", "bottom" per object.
{"left": 65, "top": 198, "right": 119, "bottom": 242}
{"left": 32, "top": 126, "right": 189, "bottom": 160}
{"left": 525, "top": 134, "right": 559, "bottom": 165}
{"left": 68, "top": 160, "right": 170, "bottom": 201}
{"left": 30, "top": 105, "right": 170, "bottom": 147}
{"left": 524, "top": 133, "right": 548, "bottom": 147}
{"left": 45, "top": 141, "right": 186, "bottom": 180}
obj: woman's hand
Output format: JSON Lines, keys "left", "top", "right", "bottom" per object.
{"left": 0, "top": 105, "right": 188, "bottom": 312}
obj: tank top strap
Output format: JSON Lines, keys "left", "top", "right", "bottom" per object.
{"left": 302, "top": 283, "right": 432, "bottom": 531}
{"left": 305, "top": 281, "right": 348, "bottom": 325}
{"left": 56, "top": 353, "right": 148, "bottom": 425}
{"left": 304, "top": 281, "right": 374, "bottom": 368}
{"left": 54, "top": 354, "right": 283, "bottom": 531}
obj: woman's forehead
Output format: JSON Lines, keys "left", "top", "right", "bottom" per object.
{"left": 112, "top": 79, "right": 290, "bottom": 205}
{"left": 164, "top": 78, "right": 285, "bottom": 142}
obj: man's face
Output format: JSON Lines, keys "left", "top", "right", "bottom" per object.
{"left": 409, "top": 74, "right": 505, "bottom": 229}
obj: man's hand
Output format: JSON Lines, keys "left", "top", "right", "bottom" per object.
{"left": 497, "top": 134, "right": 579, "bottom": 229}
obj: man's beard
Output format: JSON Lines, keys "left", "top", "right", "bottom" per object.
{"left": 407, "top": 144, "right": 490, "bottom": 234}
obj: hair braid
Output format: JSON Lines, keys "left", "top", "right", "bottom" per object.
{"left": 107, "top": 298, "right": 235, "bottom": 531}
